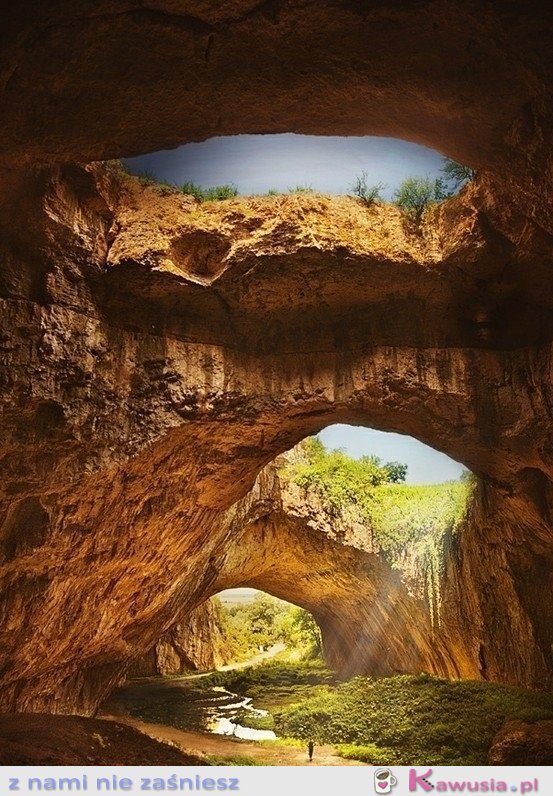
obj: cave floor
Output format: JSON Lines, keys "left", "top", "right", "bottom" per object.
{"left": 101, "top": 714, "right": 365, "bottom": 766}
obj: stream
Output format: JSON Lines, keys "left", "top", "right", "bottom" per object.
{"left": 104, "top": 679, "right": 278, "bottom": 741}
{"left": 206, "top": 687, "right": 277, "bottom": 741}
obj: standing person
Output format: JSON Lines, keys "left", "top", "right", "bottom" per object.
{"left": 308, "top": 740, "right": 314, "bottom": 762}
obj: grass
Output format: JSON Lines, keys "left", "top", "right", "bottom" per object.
{"left": 120, "top": 165, "right": 239, "bottom": 202}
{"left": 114, "top": 662, "right": 553, "bottom": 765}
{"left": 234, "top": 710, "right": 275, "bottom": 731}
{"left": 274, "top": 673, "right": 553, "bottom": 765}
{"left": 212, "top": 661, "right": 336, "bottom": 713}
{"left": 207, "top": 754, "right": 266, "bottom": 766}
{"left": 181, "top": 182, "right": 239, "bottom": 202}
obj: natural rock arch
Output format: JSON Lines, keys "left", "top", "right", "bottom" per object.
{"left": 2, "top": 4, "right": 552, "bottom": 196}
{"left": 0, "top": 163, "right": 551, "bottom": 714}
{"left": 0, "top": 3, "right": 552, "bottom": 717}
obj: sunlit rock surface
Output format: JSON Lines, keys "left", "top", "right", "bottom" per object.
{"left": 0, "top": 161, "right": 551, "bottom": 713}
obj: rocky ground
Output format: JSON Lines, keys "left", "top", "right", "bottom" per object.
{"left": 0, "top": 714, "right": 206, "bottom": 765}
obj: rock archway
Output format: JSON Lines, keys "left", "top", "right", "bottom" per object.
{"left": 2, "top": 4, "right": 553, "bottom": 212}
{"left": 0, "top": 163, "right": 551, "bottom": 715}
{"left": 0, "top": 3, "right": 552, "bottom": 718}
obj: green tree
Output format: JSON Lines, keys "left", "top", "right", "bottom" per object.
{"left": 441, "top": 158, "right": 475, "bottom": 189}
{"left": 291, "top": 608, "right": 323, "bottom": 657}
{"left": 286, "top": 438, "right": 408, "bottom": 518}
{"left": 383, "top": 461, "right": 408, "bottom": 483}
{"left": 393, "top": 176, "right": 450, "bottom": 223}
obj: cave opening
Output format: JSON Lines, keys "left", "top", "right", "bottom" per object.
{"left": 1, "top": 3, "right": 552, "bottom": 766}
{"left": 215, "top": 588, "right": 322, "bottom": 668}
{"left": 121, "top": 132, "right": 471, "bottom": 202}
{"left": 106, "top": 589, "right": 324, "bottom": 744}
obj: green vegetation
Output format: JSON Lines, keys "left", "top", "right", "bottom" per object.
{"left": 206, "top": 755, "right": 265, "bottom": 766}
{"left": 441, "top": 157, "right": 475, "bottom": 189}
{"left": 283, "top": 438, "right": 468, "bottom": 554}
{"left": 209, "top": 660, "right": 336, "bottom": 716}
{"left": 350, "top": 172, "right": 385, "bottom": 205}
{"left": 120, "top": 163, "right": 239, "bottom": 202}
{"left": 180, "top": 181, "right": 239, "bottom": 202}
{"left": 365, "top": 480, "right": 469, "bottom": 622}
{"left": 393, "top": 175, "right": 450, "bottom": 223}
{"left": 234, "top": 710, "right": 275, "bottom": 731}
{"left": 285, "top": 437, "right": 407, "bottom": 519}
{"left": 283, "top": 438, "right": 471, "bottom": 622}
{"left": 218, "top": 592, "right": 322, "bottom": 663}
{"left": 287, "top": 185, "right": 314, "bottom": 194}
{"left": 274, "top": 673, "right": 553, "bottom": 765}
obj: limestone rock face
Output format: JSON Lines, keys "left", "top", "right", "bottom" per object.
{"left": 129, "top": 600, "right": 228, "bottom": 676}
{"left": 2, "top": 2, "right": 553, "bottom": 239}
{"left": 0, "top": 163, "right": 551, "bottom": 714}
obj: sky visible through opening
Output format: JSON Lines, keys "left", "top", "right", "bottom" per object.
{"left": 124, "top": 133, "right": 446, "bottom": 199}
{"left": 129, "top": 135, "right": 464, "bottom": 605}
{"left": 220, "top": 423, "right": 465, "bottom": 605}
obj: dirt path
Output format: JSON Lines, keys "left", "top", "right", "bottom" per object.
{"left": 218, "top": 642, "right": 286, "bottom": 672}
{"left": 129, "top": 643, "right": 287, "bottom": 689}
{"left": 103, "top": 714, "right": 365, "bottom": 766}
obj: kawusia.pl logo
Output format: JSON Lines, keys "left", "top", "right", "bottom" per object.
{"left": 374, "top": 768, "right": 398, "bottom": 793}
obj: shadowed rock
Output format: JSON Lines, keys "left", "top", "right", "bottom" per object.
{"left": 0, "top": 162, "right": 551, "bottom": 713}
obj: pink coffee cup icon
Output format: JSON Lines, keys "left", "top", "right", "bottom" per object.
{"left": 374, "top": 768, "right": 397, "bottom": 793}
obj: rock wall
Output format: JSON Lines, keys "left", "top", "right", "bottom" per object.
{"left": 0, "top": 161, "right": 551, "bottom": 714}
{"left": 2, "top": 2, "right": 553, "bottom": 241}
{"left": 129, "top": 600, "right": 228, "bottom": 676}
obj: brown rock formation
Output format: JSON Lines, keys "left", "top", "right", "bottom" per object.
{"left": 488, "top": 720, "right": 553, "bottom": 765}
{"left": 130, "top": 599, "right": 229, "bottom": 676}
{"left": 208, "top": 464, "right": 460, "bottom": 679}
{"left": 0, "top": 714, "right": 206, "bottom": 765}
{"left": 2, "top": 2, "right": 553, "bottom": 238}
{"left": 0, "top": 161, "right": 551, "bottom": 714}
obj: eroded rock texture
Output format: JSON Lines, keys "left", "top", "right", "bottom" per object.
{"left": 0, "top": 161, "right": 551, "bottom": 714}
{"left": 0, "top": 0, "right": 553, "bottom": 719}
{"left": 488, "top": 720, "right": 553, "bottom": 765}
{"left": 129, "top": 600, "right": 229, "bottom": 676}
{"left": 2, "top": 1, "right": 553, "bottom": 239}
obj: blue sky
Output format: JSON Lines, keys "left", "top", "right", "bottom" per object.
{"left": 317, "top": 425, "right": 465, "bottom": 485}
{"left": 123, "top": 133, "right": 446, "bottom": 199}
{"left": 126, "top": 135, "right": 463, "bottom": 487}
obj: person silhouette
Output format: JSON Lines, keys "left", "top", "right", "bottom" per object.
{"left": 308, "top": 740, "right": 314, "bottom": 761}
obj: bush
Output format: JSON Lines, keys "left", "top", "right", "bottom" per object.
{"left": 180, "top": 181, "right": 239, "bottom": 202}
{"left": 393, "top": 176, "right": 450, "bottom": 223}
{"left": 337, "top": 743, "right": 396, "bottom": 764}
{"left": 350, "top": 172, "right": 385, "bottom": 205}
{"left": 274, "top": 673, "right": 553, "bottom": 765}
{"left": 180, "top": 180, "right": 206, "bottom": 201}
{"left": 288, "top": 185, "right": 314, "bottom": 194}
{"left": 202, "top": 183, "right": 239, "bottom": 201}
